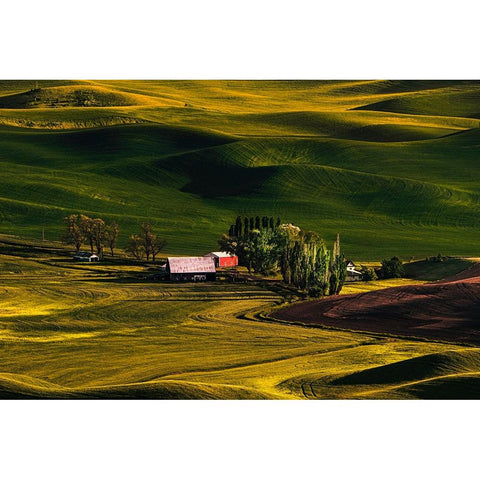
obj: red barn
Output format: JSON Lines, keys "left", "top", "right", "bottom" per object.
{"left": 204, "top": 251, "right": 238, "bottom": 268}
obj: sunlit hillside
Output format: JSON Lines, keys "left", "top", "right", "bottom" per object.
{"left": 1, "top": 80, "right": 480, "bottom": 258}
{"left": 2, "top": 237, "right": 479, "bottom": 399}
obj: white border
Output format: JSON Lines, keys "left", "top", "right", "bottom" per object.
{"left": 2, "top": 400, "right": 479, "bottom": 479}
{"left": 2, "top": 0, "right": 479, "bottom": 79}
{"left": 1, "top": 1, "right": 479, "bottom": 479}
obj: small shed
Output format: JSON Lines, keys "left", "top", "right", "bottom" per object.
{"left": 167, "top": 257, "right": 216, "bottom": 282}
{"left": 204, "top": 251, "right": 238, "bottom": 268}
{"left": 73, "top": 252, "right": 100, "bottom": 262}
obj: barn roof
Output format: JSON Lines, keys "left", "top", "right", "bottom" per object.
{"left": 205, "top": 251, "right": 236, "bottom": 258}
{"left": 168, "top": 257, "right": 216, "bottom": 273}
{"left": 348, "top": 269, "right": 363, "bottom": 276}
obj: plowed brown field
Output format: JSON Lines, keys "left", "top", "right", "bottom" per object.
{"left": 274, "top": 265, "right": 480, "bottom": 345}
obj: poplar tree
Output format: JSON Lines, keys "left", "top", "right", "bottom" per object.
{"left": 329, "top": 233, "right": 347, "bottom": 295}
{"left": 235, "top": 216, "right": 243, "bottom": 237}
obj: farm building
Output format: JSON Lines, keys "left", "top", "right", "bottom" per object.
{"left": 167, "top": 257, "right": 216, "bottom": 282}
{"left": 73, "top": 252, "right": 100, "bottom": 262}
{"left": 346, "top": 260, "right": 363, "bottom": 281}
{"left": 204, "top": 251, "right": 238, "bottom": 268}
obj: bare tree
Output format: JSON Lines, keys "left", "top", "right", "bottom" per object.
{"left": 140, "top": 223, "right": 154, "bottom": 261}
{"left": 79, "top": 215, "right": 94, "bottom": 253}
{"left": 91, "top": 218, "right": 106, "bottom": 256}
{"left": 135, "top": 223, "right": 167, "bottom": 262}
{"left": 62, "top": 214, "right": 84, "bottom": 252}
{"left": 125, "top": 234, "right": 145, "bottom": 260}
{"left": 151, "top": 235, "right": 167, "bottom": 263}
{"left": 105, "top": 222, "right": 120, "bottom": 257}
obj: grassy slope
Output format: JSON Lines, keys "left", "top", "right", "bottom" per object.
{"left": 1, "top": 240, "right": 479, "bottom": 399}
{"left": 3, "top": 81, "right": 480, "bottom": 399}
{"left": 1, "top": 80, "right": 480, "bottom": 258}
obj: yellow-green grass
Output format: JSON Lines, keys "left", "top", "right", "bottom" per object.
{"left": 1, "top": 239, "right": 479, "bottom": 399}
{"left": 340, "top": 278, "right": 427, "bottom": 295}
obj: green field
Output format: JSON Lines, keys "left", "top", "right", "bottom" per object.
{"left": 2, "top": 80, "right": 480, "bottom": 399}
{"left": 2, "top": 237, "right": 480, "bottom": 399}
{"left": 1, "top": 80, "right": 480, "bottom": 259}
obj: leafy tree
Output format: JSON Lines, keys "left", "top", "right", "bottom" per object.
{"left": 277, "top": 224, "right": 331, "bottom": 295}
{"left": 277, "top": 223, "right": 302, "bottom": 285}
{"left": 249, "top": 229, "right": 280, "bottom": 274}
{"left": 380, "top": 256, "right": 404, "bottom": 278}
{"left": 220, "top": 217, "right": 340, "bottom": 296}
{"left": 219, "top": 232, "right": 253, "bottom": 273}
{"left": 360, "top": 265, "right": 377, "bottom": 281}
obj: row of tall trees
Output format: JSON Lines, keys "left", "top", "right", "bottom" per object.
{"left": 63, "top": 214, "right": 119, "bottom": 256}
{"left": 219, "top": 219, "right": 347, "bottom": 296}
{"left": 278, "top": 226, "right": 346, "bottom": 296}
{"left": 62, "top": 215, "right": 166, "bottom": 262}
{"left": 228, "top": 216, "right": 281, "bottom": 238}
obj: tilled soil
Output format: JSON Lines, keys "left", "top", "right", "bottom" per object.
{"left": 274, "top": 273, "right": 480, "bottom": 345}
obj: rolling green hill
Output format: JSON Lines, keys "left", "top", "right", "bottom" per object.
{"left": 1, "top": 80, "right": 480, "bottom": 259}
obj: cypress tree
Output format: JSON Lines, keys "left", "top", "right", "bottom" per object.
{"left": 235, "top": 216, "right": 243, "bottom": 237}
{"left": 329, "top": 234, "right": 346, "bottom": 295}
{"left": 255, "top": 216, "right": 260, "bottom": 229}
{"left": 276, "top": 217, "right": 281, "bottom": 227}
{"left": 269, "top": 217, "right": 274, "bottom": 230}
{"left": 249, "top": 217, "right": 254, "bottom": 230}
{"left": 244, "top": 217, "right": 249, "bottom": 235}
